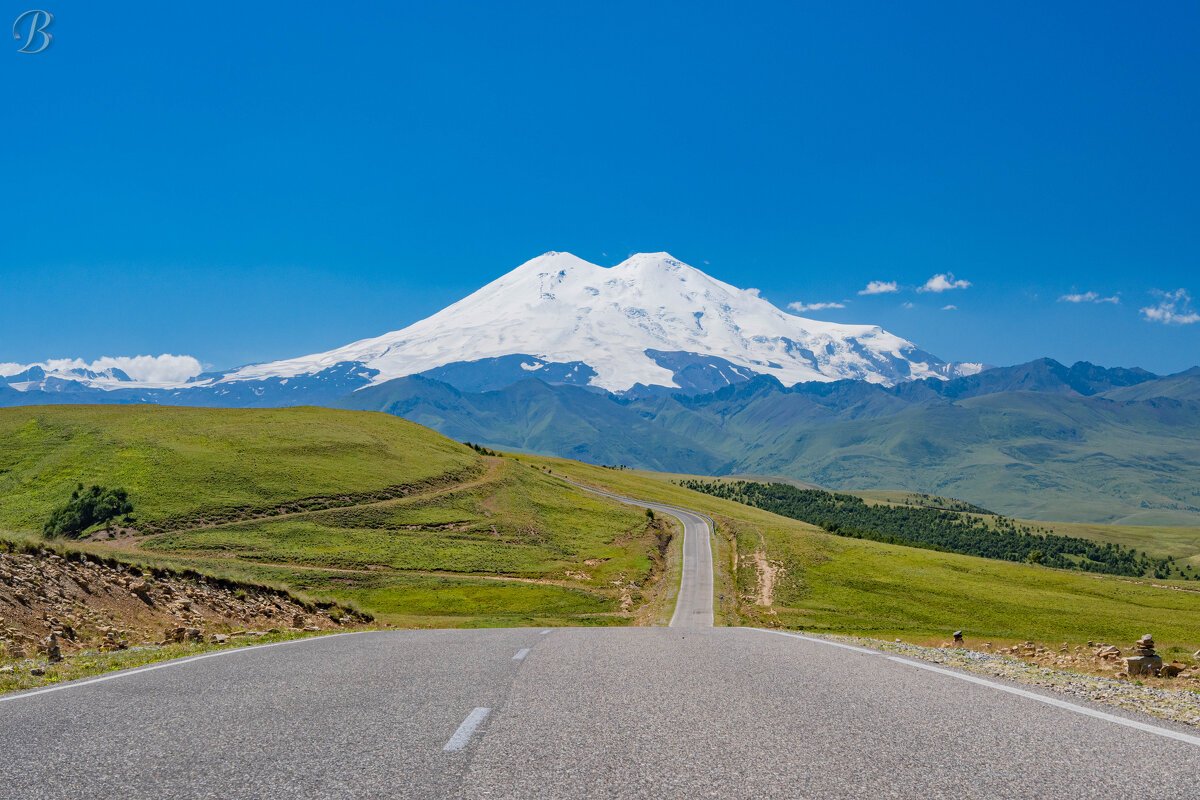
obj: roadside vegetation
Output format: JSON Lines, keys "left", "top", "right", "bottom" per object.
{"left": 525, "top": 456, "right": 1200, "bottom": 663}
{"left": 681, "top": 480, "right": 1172, "bottom": 578}
{"left": 0, "top": 406, "right": 679, "bottom": 629}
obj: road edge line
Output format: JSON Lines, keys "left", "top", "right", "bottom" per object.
{"left": 0, "top": 630, "right": 369, "bottom": 705}
{"left": 742, "top": 627, "right": 1200, "bottom": 748}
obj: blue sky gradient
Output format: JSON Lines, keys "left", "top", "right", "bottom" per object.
{"left": 3, "top": 1, "right": 1198, "bottom": 374}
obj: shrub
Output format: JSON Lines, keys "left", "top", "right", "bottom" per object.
{"left": 43, "top": 484, "right": 134, "bottom": 538}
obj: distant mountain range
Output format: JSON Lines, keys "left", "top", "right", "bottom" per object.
{"left": 1, "top": 252, "right": 979, "bottom": 399}
{"left": 2, "top": 253, "right": 1197, "bottom": 524}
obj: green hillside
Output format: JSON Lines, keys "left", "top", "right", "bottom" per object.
{"left": 525, "top": 456, "right": 1200, "bottom": 660}
{"left": 757, "top": 392, "right": 1200, "bottom": 525}
{"left": 0, "top": 406, "right": 672, "bottom": 627}
{"left": 339, "top": 368, "right": 1200, "bottom": 525}
{"left": 0, "top": 405, "right": 480, "bottom": 533}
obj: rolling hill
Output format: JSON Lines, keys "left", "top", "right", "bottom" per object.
{"left": 337, "top": 362, "right": 1200, "bottom": 524}
{"left": 0, "top": 406, "right": 671, "bottom": 627}
{"left": 2, "top": 405, "right": 1199, "bottom": 655}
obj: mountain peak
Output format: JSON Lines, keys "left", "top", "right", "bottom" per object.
{"left": 215, "top": 249, "right": 975, "bottom": 393}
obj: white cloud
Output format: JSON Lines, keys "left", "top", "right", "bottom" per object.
{"left": 0, "top": 354, "right": 203, "bottom": 384}
{"left": 745, "top": 287, "right": 762, "bottom": 297}
{"left": 1140, "top": 289, "right": 1200, "bottom": 326}
{"left": 858, "top": 280, "right": 898, "bottom": 296}
{"left": 788, "top": 300, "right": 847, "bottom": 312}
{"left": 902, "top": 301, "right": 915, "bottom": 309}
{"left": 1059, "top": 291, "right": 1120, "bottom": 304}
{"left": 941, "top": 304, "right": 958, "bottom": 311}
{"left": 919, "top": 273, "right": 972, "bottom": 293}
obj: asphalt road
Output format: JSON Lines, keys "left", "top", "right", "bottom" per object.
{"left": 3, "top": 491, "right": 1199, "bottom": 798}
{"left": 556, "top": 476, "right": 713, "bottom": 628}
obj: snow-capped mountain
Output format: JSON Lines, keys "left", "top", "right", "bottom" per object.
{"left": 212, "top": 251, "right": 979, "bottom": 393}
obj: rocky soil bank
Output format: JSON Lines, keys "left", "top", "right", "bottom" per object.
{"left": 1, "top": 540, "right": 369, "bottom": 675}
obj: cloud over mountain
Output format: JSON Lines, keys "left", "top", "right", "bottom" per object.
{"left": 1141, "top": 289, "right": 1199, "bottom": 325}
{"left": 1060, "top": 291, "right": 1120, "bottom": 304}
{"left": 0, "top": 354, "right": 203, "bottom": 385}
{"left": 787, "top": 301, "right": 846, "bottom": 312}
{"left": 858, "top": 280, "right": 898, "bottom": 296}
{"left": 919, "top": 273, "right": 972, "bottom": 293}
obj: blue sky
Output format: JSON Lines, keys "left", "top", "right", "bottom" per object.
{"left": 3, "top": 1, "right": 1198, "bottom": 376}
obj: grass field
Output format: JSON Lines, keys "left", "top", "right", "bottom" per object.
{"left": 6, "top": 405, "right": 1200, "bottom": 657}
{"left": 0, "top": 405, "right": 480, "bottom": 532}
{"left": 0, "top": 406, "right": 675, "bottom": 627}
{"left": 525, "top": 457, "right": 1200, "bottom": 661}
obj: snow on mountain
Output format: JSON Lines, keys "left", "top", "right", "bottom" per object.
{"left": 214, "top": 251, "right": 979, "bottom": 392}
{"left": 0, "top": 355, "right": 203, "bottom": 392}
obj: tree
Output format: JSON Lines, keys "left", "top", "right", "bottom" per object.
{"left": 44, "top": 484, "right": 134, "bottom": 538}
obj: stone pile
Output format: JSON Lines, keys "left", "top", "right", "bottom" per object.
{"left": 1125, "top": 634, "right": 1163, "bottom": 677}
{"left": 979, "top": 637, "right": 1195, "bottom": 687}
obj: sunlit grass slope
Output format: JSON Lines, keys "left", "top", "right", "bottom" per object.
{"left": 525, "top": 456, "right": 1200, "bottom": 660}
{"left": 0, "top": 405, "right": 479, "bottom": 533}
{"left": 0, "top": 406, "right": 670, "bottom": 627}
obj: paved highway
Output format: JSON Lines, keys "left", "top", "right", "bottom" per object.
{"left": 556, "top": 476, "right": 714, "bottom": 628}
{"left": 3, "top": 490, "right": 1199, "bottom": 798}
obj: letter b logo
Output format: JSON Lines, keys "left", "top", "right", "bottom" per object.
{"left": 13, "top": 9, "right": 54, "bottom": 54}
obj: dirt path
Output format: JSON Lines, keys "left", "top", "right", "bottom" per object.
{"left": 92, "top": 458, "right": 507, "bottom": 547}
{"left": 752, "top": 548, "right": 780, "bottom": 608}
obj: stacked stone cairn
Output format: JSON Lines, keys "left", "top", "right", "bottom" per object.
{"left": 1124, "top": 634, "right": 1162, "bottom": 677}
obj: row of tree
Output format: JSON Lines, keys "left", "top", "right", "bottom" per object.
{"left": 680, "top": 480, "right": 1172, "bottom": 578}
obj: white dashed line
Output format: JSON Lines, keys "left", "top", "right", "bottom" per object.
{"left": 539, "top": 630, "right": 552, "bottom": 635}
{"left": 443, "top": 707, "right": 491, "bottom": 752}
{"left": 513, "top": 648, "right": 531, "bottom": 661}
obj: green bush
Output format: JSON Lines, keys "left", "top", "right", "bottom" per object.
{"left": 43, "top": 484, "right": 134, "bottom": 538}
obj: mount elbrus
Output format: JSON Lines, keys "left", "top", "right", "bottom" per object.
{"left": 4, "top": 252, "right": 1198, "bottom": 525}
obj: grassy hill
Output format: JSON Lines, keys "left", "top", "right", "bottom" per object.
{"left": 5, "top": 405, "right": 1200, "bottom": 660}
{"left": 524, "top": 456, "right": 1200, "bottom": 661}
{"left": 0, "top": 406, "right": 674, "bottom": 627}
{"left": 339, "top": 366, "right": 1200, "bottom": 525}
{"left": 0, "top": 405, "right": 480, "bottom": 533}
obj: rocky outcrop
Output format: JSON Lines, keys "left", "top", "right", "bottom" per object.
{"left": 0, "top": 541, "right": 368, "bottom": 663}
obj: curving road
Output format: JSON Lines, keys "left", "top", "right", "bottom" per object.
{"left": 556, "top": 476, "right": 714, "bottom": 628}
{"left": 3, "top": 486, "right": 1200, "bottom": 799}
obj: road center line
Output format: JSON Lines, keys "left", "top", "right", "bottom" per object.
{"left": 0, "top": 631, "right": 367, "bottom": 705}
{"left": 443, "top": 707, "right": 492, "bottom": 752}
{"left": 513, "top": 648, "right": 531, "bottom": 661}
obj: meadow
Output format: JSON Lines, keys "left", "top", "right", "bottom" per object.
{"left": 0, "top": 406, "right": 672, "bottom": 627}
{"left": 525, "top": 456, "right": 1200, "bottom": 661}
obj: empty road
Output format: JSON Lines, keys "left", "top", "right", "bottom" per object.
{"left": 556, "top": 476, "right": 713, "bottom": 628}
{"left": 3, "top": 489, "right": 1199, "bottom": 799}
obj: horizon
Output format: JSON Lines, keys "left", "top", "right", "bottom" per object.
{"left": 3, "top": 246, "right": 1198, "bottom": 383}
{"left": 5, "top": 1, "right": 1199, "bottom": 375}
